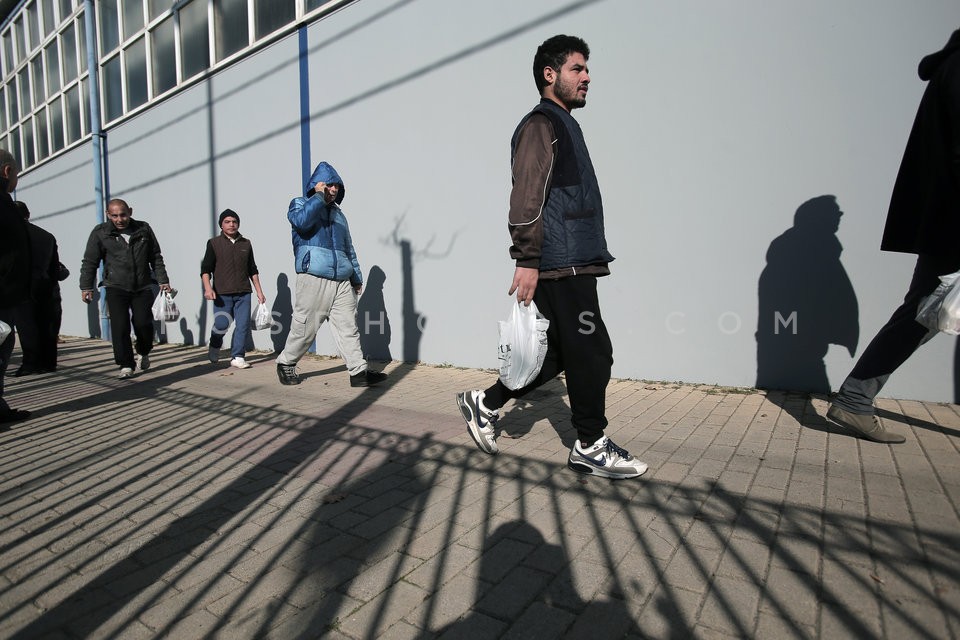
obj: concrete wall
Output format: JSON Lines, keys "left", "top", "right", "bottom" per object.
{"left": 15, "top": 0, "right": 960, "bottom": 402}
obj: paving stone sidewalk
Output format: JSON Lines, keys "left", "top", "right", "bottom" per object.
{"left": 1, "top": 337, "right": 958, "bottom": 639}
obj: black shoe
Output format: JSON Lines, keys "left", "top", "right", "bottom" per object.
{"left": 276, "top": 363, "right": 301, "bottom": 385}
{"left": 13, "top": 366, "right": 41, "bottom": 377}
{"left": 350, "top": 370, "right": 388, "bottom": 387}
{"left": 0, "top": 408, "right": 31, "bottom": 424}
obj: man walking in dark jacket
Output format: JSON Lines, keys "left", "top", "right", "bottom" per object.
{"left": 455, "top": 35, "right": 647, "bottom": 479}
{"left": 79, "top": 198, "right": 173, "bottom": 379}
{"left": 828, "top": 29, "right": 960, "bottom": 444}
{"left": 0, "top": 148, "right": 31, "bottom": 425}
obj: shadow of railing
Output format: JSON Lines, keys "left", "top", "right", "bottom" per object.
{"left": 0, "top": 341, "right": 957, "bottom": 638}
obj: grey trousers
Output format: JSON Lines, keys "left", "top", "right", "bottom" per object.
{"left": 276, "top": 274, "right": 367, "bottom": 376}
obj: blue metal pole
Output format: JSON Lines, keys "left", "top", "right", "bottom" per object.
{"left": 82, "top": 0, "right": 108, "bottom": 339}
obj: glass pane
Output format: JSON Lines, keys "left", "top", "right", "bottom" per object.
{"left": 306, "top": 0, "right": 329, "bottom": 11}
{"left": 30, "top": 56, "right": 45, "bottom": 107}
{"left": 59, "top": 0, "right": 74, "bottom": 22}
{"left": 42, "top": 0, "right": 56, "bottom": 35}
{"left": 81, "top": 76, "right": 88, "bottom": 131}
{"left": 61, "top": 23, "right": 77, "bottom": 82}
{"left": 36, "top": 108, "right": 49, "bottom": 159}
{"left": 148, "top": 0, "right": 169, "bottom": 20}
{"left": 45, "top": 40, "right": 60, "bottom": 93}
{"left": 151, "top": 17, "right": 176, "bottom": 95}
{"left": 254, "top": 0, "right": 294, "bottom": 40}
{"left": 9, "top": 126, "right": 21, "bottom": 169}
{"left": 2, "top": 32, "right": 12, "bottom": 78}
{"left": 22, "top": 116, "right": 35, "bottom": 166}
{"left": 123, "top": 0, "right": 144, "bottom": 39}
{"left": 103, "top": 55, "right": 122, "bottom": 121}
{"left": 65, "top": 84, "right": 79, "bottom": 142}
{"left": 9, "top": 79, "right": 18, "bottom": 121}
{"left": 0, "top": 87, "right": 5, "bottom": 131}
{"left": 125, "top": 38, "right": 147, "bottom": 110}
{"left": 99, "top": 0, "right": 119, "bottom": 54}
{"left": 214, "top": 0, "right": 248, "bottom": 62}
{"left": 18, "top": 69, "right": 30, "bottom": 115}
{"left": 50, "top": 95, "right": 64, "bottom": 150}
{"left": 77, "top": 17, "right": 86, "bottom": 69}
{"left": 180, "top": 0, "right": 209, "bottom": 80}
{"left": 14, "top": 19, "right": 26, "bottom": 62}
{"left": 26, "top": 3, "right": 40, "bottom": 51}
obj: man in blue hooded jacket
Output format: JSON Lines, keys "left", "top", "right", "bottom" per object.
{"left": 275, "top": 161, "right": 386, "bottom": 387}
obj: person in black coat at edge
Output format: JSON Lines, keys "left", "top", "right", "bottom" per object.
{"left": 0, "top": 148, "right": 32, "bottom": 426}
{"left": 13, "top": 200, "right": 69, "bottom": 375}
{"left": 828, "top": 29, "right": 960, "bottom": 443}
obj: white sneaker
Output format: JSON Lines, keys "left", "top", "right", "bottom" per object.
{"left": 568, "top": 436, "right": 648, "bottom": 479}
{"left": 118, "top": 367, "right": 134, "bottom": 379}
{"left": 457, "top": 390, "right": 499, "bottom": 454}
{"left": 136, "top": 354, "right": 150, "bottom": 371}
{"left": 208, "top": 347, "right": 220, "bottom": 363}
{"left": 230, "top": 357, "right": 251, "bottom": 369}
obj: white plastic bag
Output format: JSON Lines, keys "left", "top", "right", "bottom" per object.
{"left": 498, "top": 300, "right": 550, "bottom": 390}
{"left": 253, "top": 302, "right": 272, "bottom": 330}
{"left": 151, "top": 290, "right": 180, "bottom": 322}
{"left": 0, "top": 320, "right": 10, "bottom": 343}
{"left": 916, "top": 270, "right": 960, "bottom": 334}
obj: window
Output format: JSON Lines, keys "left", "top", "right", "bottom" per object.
{"left": 45, "top": 40, "right": 60, "bottom": 94}
{"left": 2, "top": 32, "right": 13, "bottom": 79}
{"left": 64, "top": 83, "right": 80, "bottom": 143}
{"left": 254, "top": 0, "right": 294, "bottom": 41}
{"left": 61, "top": 23, "right": 77, "bottom": 82}
{"left": 102, "top": 54, "right": 122, "bottom": 122}
{"left": 26, "top": 3, "right": 40, "bottom": 52}
{"left": 123, "top": 0, "right": 144, "bottom": 40}
{"left": 41, "top": 0, "right": 56, "bottom": 36}
{"left": 0, "top": 87, "right": 6, "bottom": 131}
{"left": 214, "top": 0, "right": 249, "bottom": 62}
{"left": 13, "top": 19, "right": 26, "bottom": 62}
{"left": 9, "top": 79, "right": 18, "bottom": 122}
{"left": 22, "top": 116, "right": 35, "bottom": 166}
{"left": 17, "top": 70, "right": 29, "bottom": 117}
{"left": 36, "top": 108, "right": 49, "bottom": 159}
{"left": 50, "top": 95, "right": 64, "bottom": 151}
{"left": 99, "top": 0, "right": 119, "bottom": 55}
{"left": 148, "top": 0, "right": 170, "bottom": 20}
{"left": 180, "top": 0, "right": 210, "bottom": 80}
{"left": 151, "top": 17, "right": 176, "bottom": 96}
{"left": 59, "top": 0, "right": 74, "bottom": 22}
{"left": 124, "top": 38, "right": 147, "bottom": 111}
{"left": 30, "top": 56, "right": 45, "bottom": 107}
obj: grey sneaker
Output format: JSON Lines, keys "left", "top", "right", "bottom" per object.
{"left": 568, "top": 436, "right": 648, "bottom": 479}
{"left": 827, "top": 405, "right": 905, "bottom": 444}
{"left": 118, "top": 367, "right": 134, "bottom": 379}
{"left": 457, "top": 390, "right": 499, "bottom": 454}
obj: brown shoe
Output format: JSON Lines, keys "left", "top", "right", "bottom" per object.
{"left": 826, "top": 405, "right": 905, "bottom": 444}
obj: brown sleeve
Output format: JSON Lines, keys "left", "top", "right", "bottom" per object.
{"left": 508, "top": 114, "right": 555, "bottom": 268}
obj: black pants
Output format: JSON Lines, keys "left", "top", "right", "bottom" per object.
{"left": 835, "top": 253, "right": 960, "bottom": 413}
{"left": 484, "top": 275, "right": 613, "bottom": 444}
{"left": 16, "top": 288, "right": 61, "bottom": 371}
{"left": 104, "top": 287, "right": 155, "bottom": 369}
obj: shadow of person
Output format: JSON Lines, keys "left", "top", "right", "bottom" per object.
{"left": 357, "top": 265, "right": 392, "bottom": 363}
{"left": 179, "top": 317, "right": 194, "bottom": 346}
{"left": 271, "top": 272, "right": 293, "bottom": 354}
{"left": 493, "top": 379, "right": 576, "bottom": 448}
{"left": 756, "top": 195, "right": 859, "bottom": 394}
{"left": 433, "top": 520, "right": 640, "bottom": 637}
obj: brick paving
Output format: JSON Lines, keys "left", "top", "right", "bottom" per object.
{"left": 1, "top": 337, "right": 958, "bottom": 639}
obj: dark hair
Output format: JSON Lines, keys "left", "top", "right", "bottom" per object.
{"left": 14, "top": 200, "right": 29, "bottom": 220}
{"left": 533, "top": 35, "right": 590, "bottom": 93}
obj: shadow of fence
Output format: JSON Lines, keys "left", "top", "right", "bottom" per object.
{"left": 0, "top": 342, "right": 957, "bottom": 638}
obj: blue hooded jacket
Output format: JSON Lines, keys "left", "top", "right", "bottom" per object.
{"left": 287, "top": 162, "right": 363, "bottom": 285}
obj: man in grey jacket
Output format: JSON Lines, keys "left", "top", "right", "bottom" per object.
{"left": 79, "top": 198, "right": 173, "bottom": 379}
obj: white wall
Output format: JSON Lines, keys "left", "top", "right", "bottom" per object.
{"left": 15, "top": 0, "right": 960, "bottom": 402}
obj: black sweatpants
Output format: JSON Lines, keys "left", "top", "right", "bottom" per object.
{"left": 483, "top": 275, "right": 613, "bottom": 444}
{"left": 104, "top": 287, "right": 155, "bottom": 369}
